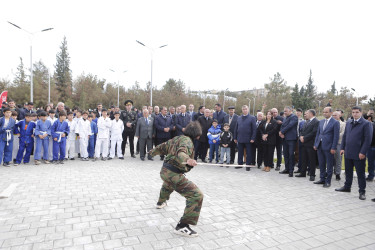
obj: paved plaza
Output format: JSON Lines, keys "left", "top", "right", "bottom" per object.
{"left": 1, "top": 154, "right": 375, "bottom": 250}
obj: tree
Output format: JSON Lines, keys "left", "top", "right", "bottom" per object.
{"left": 304, "top": 69, "right": 317, "bottom": 109}
{"left": 9, "top": 57, "right": 30, "bottom": 104}
{"left": 54, "top": 36, "right": 72, "bottom": 103}
{"left": 291, "top": 83, "right": 301, "bottom": 109}
{"left": 264, "top": 72, "right": 291, "bottom": 111}
{"left": 368, "top": 97, "right": 375, "bottom": 108}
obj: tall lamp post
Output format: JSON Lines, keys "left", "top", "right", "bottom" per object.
{"left": 253, "top": 97, "right": 256, "bottom": 115}
{"left": 8, "top": 21, "right": 53, "bottom": 103}
{"left": 246, "top": 97, "right": 251, "bottom": 112}
{"left": 109, "top": 69, "right": 127, "bottom": 107}
{"left": 223, "top": 88, "right": 229, "bottom": 110}
{"left": 318, "top": 100, "right": 322, "bottom": 116}
{"left": 351, "top": 88, "right": 359, "bottom": 106}
{"left": 136, "top": 40, "right": 167, "bottom": 106}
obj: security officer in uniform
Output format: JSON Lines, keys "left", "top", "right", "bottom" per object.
{"left": 120, "top": 100, "right": 137, "bottom": 158}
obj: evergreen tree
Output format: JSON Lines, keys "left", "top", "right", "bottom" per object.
{"left": 264, "top": 72, "right": 291, "bottom": 110}
{"left": 54, "top": 36, "right": 72, "bottom": 103}
{"left": 291, "top": 83, "right": 300, "bottom": 109}
{"left": 10, "top": 57, "right": 29, "bottom": 104}
{"left": 304, "top": 69, "right": 317, "bottom": 109}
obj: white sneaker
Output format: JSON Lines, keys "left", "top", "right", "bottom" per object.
{"left": 156, "top": 202, "right": 167, "bottom": 209}
{"left": 174, "top": 223, "right": 198, "bottom": 237}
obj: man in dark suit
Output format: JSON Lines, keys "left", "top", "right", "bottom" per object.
{"left": 213, "top": 103, "right": 227, "bottom": 128}
{"left": 187, "top": 104, "right": 196, "bottom": 122}
{"left": 251, "top": 112, "right": 264, "bottom": 168}
{"left": 195, "top": 109, "right": 212, "bottom": 162}
{"left": 194, "top": 106, "right": 205, "bottom": 121}
{"left": 296, "top": 109, "right": 319, "bottom": 181}
{"left": 176, "top": 105, "right": 191, "bottom": 136}
{"left": 169, "top": 106, "right": 177, "bottom": 138}
{"left": 313, "top": 107, "right": 340, "bottom": 187}
{"left": 224, "top": 106, "right": 238, "bottom": 164}
{"left": 154, "top": 107, "right": 173, "bottom": 160}
{"left": 271, "top": 108, "right": 284, "bottom": 171}
{"left": 135, "top": 109, "right": 156, "bottom": 161}
{"left": 234, "top": 105, "right": 257, "bottom": 171}
{"left": 279, "top": 107, "right": 298, "bottom": 177}
{"left": 336, "top": 106, "right": 373, "bottom": 200}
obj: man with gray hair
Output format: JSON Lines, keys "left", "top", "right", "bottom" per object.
{"left": 55, "top": 102, "right": 65, "bottom": 118}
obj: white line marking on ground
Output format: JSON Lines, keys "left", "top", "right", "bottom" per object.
{"left": 0, "top": 183, "right": 19, "bottom": 199}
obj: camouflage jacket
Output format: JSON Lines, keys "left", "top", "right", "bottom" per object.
{"left": 150, "top": 135, "right": 195, "bottom": 173}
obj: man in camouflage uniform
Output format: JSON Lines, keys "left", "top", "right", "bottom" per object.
{"left": 120, "top": 100, "right": 137, "bottom": 158}
{"left": 150, "top": 121, "right": 203, "bottom": 237}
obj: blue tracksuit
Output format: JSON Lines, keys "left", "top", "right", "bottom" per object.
{"left": 51, "top": 119, "right": 70, "bottom": 161}
{"left": 88, "top": 121, "right": 98, "bottom": 158}
{"left": 0, "top": 117, "right": 16, "bottom": 164}
{"left": 34, "top": 119, "right": 52, "bottom": 161}
{"left": 15, "top": 119, "right": 36, "bottom": 164}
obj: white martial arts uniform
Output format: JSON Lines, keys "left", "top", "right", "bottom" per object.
{"left": 95, "top": 116, "right": 112, "bottom": 158}
{"left": 47, "top": 116, "right": 57, "bottom": 161}
{"left": 65, "top": 119, "right": 77, "bottom": 159}
{"left": 109, "top": 119, "right": 124, "bottom": 158}
{"left": 76, "top": 118, "right": 91, "bottom": 159}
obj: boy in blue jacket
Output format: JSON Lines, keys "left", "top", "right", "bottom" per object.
{"left": 207, "top": 119, "right": 221, "bottom": 163}
{"left": 0, "top": 108, "right": 16, "bottom": 167}
{"left": 51, "top": 111, "right": 70, "bottom": 164}
{"left": 15, "top": 113, "right": 36, "bottom": 165}
{"left": 34, "top": 111, "right": 52, "bottom": 165}
{"left": 87, "top": 114, "right": 98, "bottom": 158}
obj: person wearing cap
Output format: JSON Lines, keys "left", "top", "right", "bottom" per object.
{"left": 120, "top": 100, "right": 138, "bottom": 158}
{"left": 223, "top": 106, "right": 238, "bottom": 164}
{"left": 109, "top": 111, "right": 124, "bottom": 160}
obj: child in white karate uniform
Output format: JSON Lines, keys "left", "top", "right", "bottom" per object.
{"left": 109, "top": 112, "right": 124, "bottom": 159}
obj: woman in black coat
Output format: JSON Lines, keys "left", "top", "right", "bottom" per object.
{"left": 258, "top": 111, "right": 278, "bottom": 172}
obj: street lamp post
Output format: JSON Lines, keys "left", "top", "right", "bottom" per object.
{"left": 8, "top": 21, "right": 53, "bottom": 103}
{"left": 246, "top": 97, "right": 251, "bottom": 112}
{"left": 109, "top": 69, "right": 127, "bottom": 107}
{"left": 47, "top": 68, "right": 51, "bottom": 103}
{"left": 253, "top": 97, "right": 256, "bottom": 115}
{"left": 351, "top": 88, "right": 359, "bottom": 106}
{"left": 318, "top": 100, "right": 322, "bottom": 116}
{"left": 223, "top": 88, "right": 229, "bottom": 110}
{"left": 136, "top": 40, "right": 167, "bottom": 107}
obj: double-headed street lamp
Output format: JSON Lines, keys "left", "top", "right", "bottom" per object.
{"left": 8, "top": 21, "right": 53, "bottom": 103}
{"left": 136, "top": 40, "right": 167, "bottom": 106}
{"left": 109, "top": 69, "right": 127, "bottom": 107}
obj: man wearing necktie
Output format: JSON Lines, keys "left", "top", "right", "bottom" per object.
{"left": 336, "top": 106, "right": 373, "bottom": 200}
{"left": 251, "top": 112, "right": 264, "bottom": 168}
{"left": 176, "top": 105, "right": 191, "bottom": 136}
{"left": 135, "top": 109, "right": 155, "bottom": 161}
{"left": 154, "top": 107, "right": 173, "bottom": 160}
{"left": 213, "top": 103, "right": 227, "bottom": 128}
{"left": 313, "top": 107, "right": 340, "bottom": 187}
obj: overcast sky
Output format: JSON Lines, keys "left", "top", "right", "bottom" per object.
{"left": 1, "top": 0, "right": 374, "bottom": 99}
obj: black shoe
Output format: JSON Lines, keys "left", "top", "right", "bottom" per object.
{"left": 309, "top": 176, "right": 315, "bottom": 181}
{"left": 148, "top": 157, "right": 154, "bottom": 161}
{"left": 288, "top": 173, "right": 293, "bottom": 177}
{"left": 160, "top": 156, "right": 164, "bottom": 161}
{"left": 141, "top": 157, "right": 145, "bottom": 161}
{"left": 174, "top": 222, "right": 198, "bottom": 237}
{"left": 101, "top": 157, "right": 107, "bottom": 161}
{"left": 314, "top": 180, "right": 325, "bottom": 185}
{"left": 279, "top": 170, "right": 288, "bottom": 174}
{"left": 70, "top": 158, "right": 75, "bottom": 160}
{"left": 295, "top": 174, "right": 306, "bottom": 178}
{"left": 3, "top": 162, "right": 10, "bottom": 167}
{"left": 107, "top": 157, "right": 112, "bottom": 160}
{"left": 294, "top": 170, "right": 301, "bottom": 174}
{"left": 257, "top": 165, "right": 261, "bottom": 169}
{"left": 209, "top": 160, "right": 212, "bottom": 163}
{"left": 234, "top": 166, "right": 243, "bottom": 169}
{"left": 119, "top": 157, "right": 124, "bottom": 160}
{"left": 371, "top": 198, "right": 375, "bottom": 202}
{"left": 366, "top": 177, "right": 374, "bottom": 182}
{"left": 323, "top": 183, "right": 331, "bottom": 188}
{"left": 202, "top": 160, "right": 207, "bottom": 163}
{"left": 335, "top": 186, "right": 351, "bottom": 192}
{"left": 131, "top": 155, "right": 136, "bottom": 158}
{"left": 230, "top": 161, "right": 234, "bottom": 164}
{"left": 246, "top": 167, "right": 251, "bottom": 171}
{"left": 136, "top": 151, "right": 139, "bottom": 155}
{"left": 59, "top": 160, "right": 64, "bottom": 164}
{"left": 359, "top": 193, "right": 366, "bottom": 200}
{"left": 336, "top": 174, "right": 341, "bottom": 181}
{"left": 78, "top": 153, "right": 81, "bottom": 158}
{"left": 275, "top": 166, "right": 280, "bottom": 171}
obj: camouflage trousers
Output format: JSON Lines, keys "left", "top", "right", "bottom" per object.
{"left": 158, "top": 167, "right": 204, "bottom": 225}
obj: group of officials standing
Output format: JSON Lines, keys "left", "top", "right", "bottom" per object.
{"left": 123, "top": 99, "right": 374, "bottom": 201}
